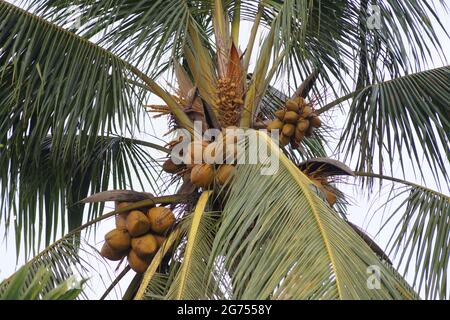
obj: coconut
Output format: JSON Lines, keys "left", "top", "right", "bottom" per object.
{"left": 100, "top": 242, "right": 127, "bottom": 261}
{"left": 126, "top": 210, "right": 151, "bottom": 237}
{"left": 128, "top": 250, "right": 152, "bottom": 273}
{"left": 147, "top": 207, "right": 176, "bottom": 234}
{"left": 310, "top": 116, "right": 322, "bottom": 128}
{"left": 131, "top": 234, "right": 158, "bottom": 257}
{"left": 282, "top": 123, "right": 295, "bottom": 137}
{"left": 117, "top": 202, "right": 133, "bottom": 211}
{"left": 216, "top": 164, "right": 236, "bottom": 185}
{"left": 266, "top": 119, "right": 284, "bottom": 131}
{"left": 285, "top": 100, "right": 299, "bottom": 112}
{"left": 302, "top": 106, "right": 313, "bottom": 117}
{"left": 162, "top": 158, "right": 183, "bottom": 173}
{"left": 294, "top": 96, "right": 305, "bottom": 106}
{"left": 105, "top": 229, "right": 131, "bottom": 251}
{"left": 190, "top": 163, "right": 215, "bottom": 188}
{"left": 275, "top": 110, "right": 286, "bottom": 120}
{"left": 283, "top": 111, "right": 299, "bottom": 123}
{"left": 279, "top": 134, "right": 290, "bottom": 146}
{"left": 296, "top": 119, "right": 310, "bottom": 132}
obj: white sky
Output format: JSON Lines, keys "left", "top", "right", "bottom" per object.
{"left": 0, "top": 0, "right": 449, "bottom": 299}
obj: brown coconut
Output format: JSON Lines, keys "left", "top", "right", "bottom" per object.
{"left": 126, "top": 210, "right": 151, "bottom": 237}
{"left": 147, "top": 207, "right": 176, "bottom": 234}
{"left": 131, "top": 234, "right": 158, "bottom": 257}
{"left": 100, "top": 242, "right": 127, "bottom": 261}
{"left": 283, "top": 111, "right": 299, "bottom": 123}
{"left": 296, "top": 119, "right": 310, "bottom": 132}
{"left": 190, "top": 163, "right": 215, "bottom": 188}
{"left": 105, "top": 229, "right": 131, "bottom": 251}
{"left": 162, "top": 158, "right": 183, "bottom": 173}
{"left": 282, "top": 123, "right": 295, "bottom": 137}
{"left": 266, "top": 119, "right": 284, "bottom": 131}
{"left": 310, "top": 116, "right": 322, "bottom": 128}
{"left": 128, "top": 250, "right": 152, "bottom": 273}
{"left": 275, "top": 110, "right": 286, "bottom": 120}
{"left": 286, "top": 100, "right": 299, "bottom": 112}
{"left": 216, "top": 164, "right": 236, "bottom": 185}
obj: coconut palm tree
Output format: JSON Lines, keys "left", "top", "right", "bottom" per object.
{"left": 0, "top": 0, "right": 449, "bottom": 300}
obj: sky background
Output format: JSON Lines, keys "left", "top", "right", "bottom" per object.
{"left": 0, "top": 0, "right": 449, "bottom": 299}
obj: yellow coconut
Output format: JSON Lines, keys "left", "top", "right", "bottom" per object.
{"left": 105, "top": 229, "right": 131, "bottom": 251}
{"left": 126, "top": 210, "right": 151, "bottom": 237}
{"left": 100, "top": 242, "right": 127, "bottom": 261}
{"left": 190, "top": 163, "right": 215, "bottom": 188}
{"left": 128, "top": 250, "right": 152, "bottom": 273}
{"left": 131, "top": 234, "right": 158, "bottom": 257}
{"left": 275, "top": 110, "right": 286, "bottom": 120}
{"left": 283, "top": 111, "right": 299, "bottom": 123}
{"left": 285, "top": 100, "right": 299, "bottom": 112}
{"left": 266, "top": 119, "right": 284, "bottom": 131}
{"left": 216, "top": 164, "right": 236, "bottom": 185}
{"left": 147, "top": 207, "right": 176, "bottom": 234}
{"left": 282, "top": 123, "right": 296, "bottom": 137}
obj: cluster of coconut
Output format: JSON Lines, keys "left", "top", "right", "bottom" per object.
{"left": 266, "top": 97, "right": 321, "bottom": 148}
{"left": 163, "top": 128, "right": 239, "bottom": 189}
{"left": 100, "top": 202, "right": 176, "bottom": 273}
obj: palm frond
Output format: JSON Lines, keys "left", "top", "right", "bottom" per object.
{"left": 0, "top": 264, "right": 84, "bottom": 300}
{"left": 166, "top": 191, "right": 216, "bottom": 299}
{"left": 339, "top": 66, "right": 450, "bottom": 187}
{"left": 0, "top": 133, "right": 166, "bottom": 256}
{"left": 358, "top": 172, "right": 450, "bottom": 299}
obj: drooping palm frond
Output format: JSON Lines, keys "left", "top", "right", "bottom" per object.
{"left": 339, "top": 66, "right": 450, "bottom": 187}
{"left": 0, "top": 264, "right": 84, "bottom": 300}
{"left": 206, "top": 132, "right": 417, "bottom": 299}
{"left": 358, "top": 172, "right": 450, "bottom": 300}
{"left": 0, "top": 132, "right": 166, "bottom": 256}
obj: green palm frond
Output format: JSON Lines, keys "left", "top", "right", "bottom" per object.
{"left": 0, "top": 264, "right": 84, "bottom": 300}
{"left": 207, "top": 131, "right": 417, "bottom": 299}
{"left": 1, "top": 132, "right": 166, "bottom": 256}
{"left": 357, "top": 172, "right": 450, "bottom": 299}
{"left": 339, "top": 66, "right": 450, "bottom": 187}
